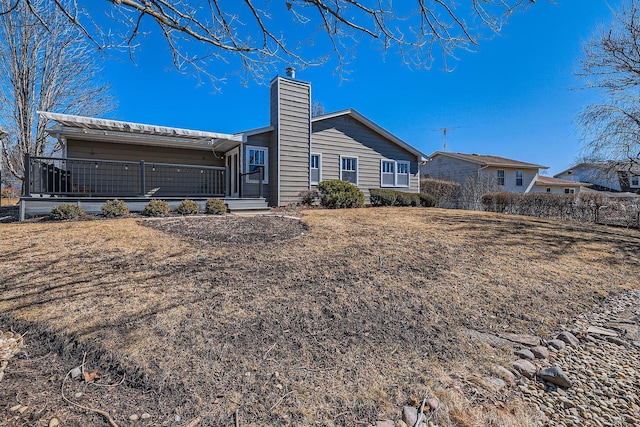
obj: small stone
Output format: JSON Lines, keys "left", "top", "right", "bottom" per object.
{"left": 141, "top": 413, "right": 151, "bottom": 419}
{"left": 547, "top": 339, "right": 566, "bottom": 351}
{"left": 514, "top": 349, "right": 535, "bottom": 360}
{"left": 530, "top": 346, "right": 550, "bottom": 359}
{"left": 557, "top": 331, "right": 580, "bottom": 346}
{"left": 9, "top": 404, "right": 21, "bottom": 412}
{"left": 397, "top": 421, "right": 408, "bottom": 427}
{"left": 70, "top": 366, "right": 82, "bottom": 379}
{"left": 426, "top": 397, "right": 439, "bottom": 411}
{"left": 512, "top": 359, "right": 537, "bottom": 379}
{"left": 372, "top": 420, "right": 395, "bottom": 427}
{"left": 402, "top": 406, "right": 418, "bottom": 426}
{"left": 493, "top": 365, "right": 515, "bottom": 383}
{"left": 275, "top": 383, "right": 283, "bottom": 389}
{"left": 17, "top": 405, "right": 27, "bottom": 414}
{"left": 129, "top": 414, "right": 139, "bottom": 421}
{"left": 538, "top": 367, "right": 572, "bottom": 388}
{"left": 74, "top": 392, "right": 82, "bottom": 398}
{"left": 174, "top": 415, "right": 181, "bottom": 422}
{"left": 49, "top": 418, "right": 60, "bottom": 427}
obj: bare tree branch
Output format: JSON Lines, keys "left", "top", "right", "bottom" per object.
{"left": 578, "top": 0, "right": 640, "bottom": 173}
{"left": 5, "top": 0, "right": 536, "bottom": 84}
{"left": 0, "top": 0, "right": 115, "bottom": 183}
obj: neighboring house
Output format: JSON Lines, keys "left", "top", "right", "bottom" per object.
{"left": 421, "top": 152, "right": 583, "bottom": 194}
{"left": 554, "top": 162, "right": 640, "bottom": 194}
{"left": 20, "top": 73, "right": 427, "bottom": 219}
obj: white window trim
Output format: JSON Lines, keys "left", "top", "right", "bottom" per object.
{"left": 339, "top": 155, "right": 359, "bottom": 186}
{"left": 310, "top": 153, "right": 322, "bottom": 185}
{"left": 380, "top": 159, "right": 410, "bottom": 188}
{"left": 245, "top": 145, "right": 269, "bottom": 184}
{"left": 396, "top": 160, "right": 410, "bottom": 188}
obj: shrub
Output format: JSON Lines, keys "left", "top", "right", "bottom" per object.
{"left": 369, "top": 188, "right": 397, "bottom": 206}
{"left": 101, "top": 199, "right": 129, "bottom": 218}
{"left": 50, "top": 203, "right": 85, "bottom": 220}
{"left": 395, "top": 191, "right": 420, "bottom": 207}
{"left": 317, "top": 180, "right": 364, "bottom": 209}
{"left": 175, "top": 199, "right": 200, "bottom": 215}
{"left": 420, "top": 178, "right": 461, "bottom": 208}
{"left": 419, "top": 193, "right": 436, "bottom": 207}
{"left": 298, "top": 189, "right": 320, "bottom": 206}
{"left": 205, "top": 199, "right": 227, "bottom": 215}
{"left": 143, "top": 200, "right": 170, "bottom": 217}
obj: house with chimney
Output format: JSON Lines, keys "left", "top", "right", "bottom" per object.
{"left": 21, "top": 72, "right": 427, "bottom": 219}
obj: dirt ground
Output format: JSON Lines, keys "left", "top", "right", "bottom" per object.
{"left": 1, "top": 208, "right": 639, "bottom": 426}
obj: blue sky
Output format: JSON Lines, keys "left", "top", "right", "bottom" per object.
{"left": 99, "top": 1, "right": 617, "bottom": 175}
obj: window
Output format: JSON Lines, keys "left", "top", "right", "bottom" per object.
{"left": 381, "top": 160, "right": 395, "bottom": 186}
{"left": 564, "top": 188, "right": 575, "bottom": 194}
{"left": 632, "top": 175, "right": 640, "bottom": 188}
{"left": 397, "top": 162, "right": 410, "bottom": 187}
{"left": 340, "top": 156, "right": 358, "bottom": 185}
{"left": 546, "top": 187, "right": 551, "bottom": 193}
{"left": 497, "top": 170, "right": 505, "bottom": 186}
{"left": 380, "top": 160, "right": 410, "bottom": 188}
{"left": 310, "top": 153, "right": 321, "bottom": 185}
{"left": 516, "top": 170, "right": 523, "bottom": 187}
{"left": 246, "top": 145, "right": 268, "bottom": 183}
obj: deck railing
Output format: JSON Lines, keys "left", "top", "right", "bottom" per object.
{"left": 25, "top": 154, "right": 226, "bottom": 198}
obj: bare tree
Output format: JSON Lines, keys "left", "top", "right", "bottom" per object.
{"left": 311, "top": 101, "right": 326, "bottom": 118}
{"left": 3, "top": 0, "right": 536, "bottom": 84}
{"left": 461, "top": 174, "right": 498, "bottom": 210}
{"left": 0, "top": 0, "right": 114, "bottom": 183}
{"left": 577, "top": 0, "right": 640, "bottom": 173}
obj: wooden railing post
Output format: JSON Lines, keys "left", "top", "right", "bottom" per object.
{"left": 140, "top": 160, "right": 146, "bottom": 196}
{"left": 23, "top": 153, "right": 31, "bottom": 197}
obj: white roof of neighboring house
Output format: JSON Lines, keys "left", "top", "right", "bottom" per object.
{"left": 535, "top": 176, "right": 585, "bottom": 188}
{"left": 428, "top": 151, "right": 548, "bottom": 169}
{"left": 313, "top": 109, "right": 428, "bottom": 162}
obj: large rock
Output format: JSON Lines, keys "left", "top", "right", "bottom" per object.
{"left": 547, "top": 339, "right": 566, "bottom": 351}
{"left": 514, "top": 349, "right": 535, "bottom": 360}
{"left": 556, "top": 331, "right": 580, "bottom": 346}
{"left": 530, "top": 346, "right": 549, "bottom": 359}
{"left": 587, "top": 326, "right": 618, "bottom": 337}
{"left": 538, "top": 366, "right": 572, "bottom": 388}
{"left": 512, "top": 359, "right": 537, "bottom": 379}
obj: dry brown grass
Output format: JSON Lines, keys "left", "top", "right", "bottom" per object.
{"left": 1, "top": 208, "right": 639, "bottom": 426}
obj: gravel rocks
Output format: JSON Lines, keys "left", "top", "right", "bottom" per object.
{"left": 513, "top": 290, "right": 640, "bottom": 426}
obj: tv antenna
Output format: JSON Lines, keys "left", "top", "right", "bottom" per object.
{"left": 432, "top": 127, "right": 460, "bottom": 151}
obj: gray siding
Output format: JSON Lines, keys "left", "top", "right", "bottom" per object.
{"left": 245, "top": 132, "right": 274, "bottom": 204}
{"left": 421, "top": 156, "right": 480, "bottom": 186}
{"left": 556, "top": 166, "right": 621, "bottom": 191}
{"left": 67, "top": 139, "right": 223, "bottom": 167}
{"left": 311, "top": 116, "right": 420, "bottom": 201}
{"left": 270, "top": 77, "right": 311, "bottom": 205}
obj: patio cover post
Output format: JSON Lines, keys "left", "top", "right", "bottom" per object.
{"left": 139, "top": 160, "right": 146, "bottom": 196}
{"left": 23, "top": 153, "right": 31, "bottom": 197}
